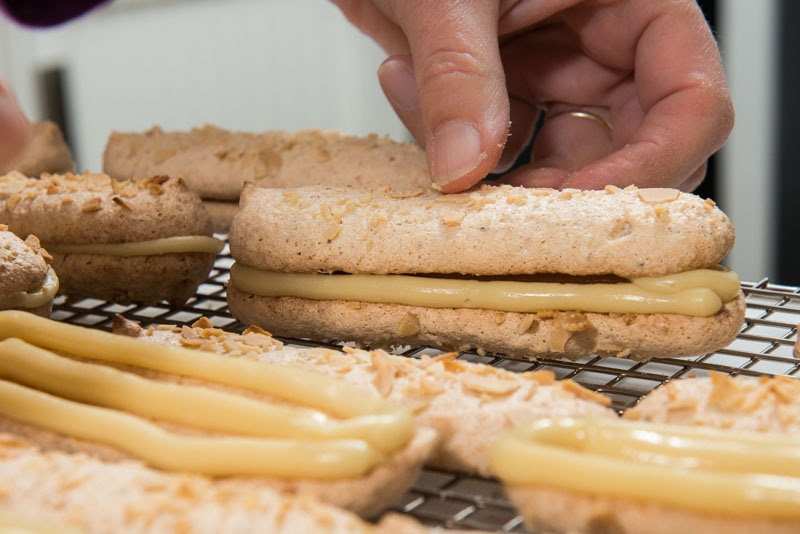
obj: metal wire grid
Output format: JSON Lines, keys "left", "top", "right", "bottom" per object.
{"left": 46, "top": 244, "right": 800, "bottom": 533}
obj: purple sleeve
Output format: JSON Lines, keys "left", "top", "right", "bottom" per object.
{"left": 0, "top": 0, "right": 109, "bottom": 27}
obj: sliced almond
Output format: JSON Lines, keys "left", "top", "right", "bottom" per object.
{"left": 637, "top": 188, "right": 680, "bottom": 204}
{"left": 461, "top": 373, "right": 520, "bottom": 396}
{"left": 398, "top": 312, "right": 421, "bottom": 337}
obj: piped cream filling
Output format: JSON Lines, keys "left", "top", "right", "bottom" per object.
{"left": 0, "top": 266, "right": 59, "bottom": 310}
{"left": 490, "top": 417, "right": 800, "bottom": 519}
{"left": 42, "top": 235, "right": 224, "bottom": 256}
{"left": 0, "top": 311, "right": 414, "bottom": 479}
{"left": 229, "top": 264, "right": 740, "bottom": 317}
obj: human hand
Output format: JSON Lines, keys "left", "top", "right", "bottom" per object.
{"left": 331, "top": 0, "right": 733, "bottom": 193}
{"left": 0, "top": 81, "right": 30, "bottom": 169}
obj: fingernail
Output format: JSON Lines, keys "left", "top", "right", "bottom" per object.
{"left": 430, "top": 121, "right": 486, "bottom": 188}
{"left": 378, "top": 56, "right": 419, "bottom": 112}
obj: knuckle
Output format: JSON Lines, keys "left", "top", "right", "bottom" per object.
{"left": 416, "top": 47, "right": 487, "bottom": 87}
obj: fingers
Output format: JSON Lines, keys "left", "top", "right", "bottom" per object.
{"left": 533, "top": 105, "right": 613, "bottom": 171}
{"left": 0, "top": 82, "right": 30, "bottom": 169}
{"left": 493, "top": 96, "right": 539, "bottom": 173}
{"left": 505, "top": 0, "right": 731, "bottom": 192}
{"left": 378, "top": 55, "right": 424, "bottom": 142}
{"left": 386, "top": 1, "right": 510, "bottom": 192}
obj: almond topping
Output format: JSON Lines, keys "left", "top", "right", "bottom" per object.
{"left": 398, "top": 312, "right": 421, "bottom": 337}
{"left": 517, "top": 314, "right": 537, "bottom": 335}
{"left": 370, "top": 350, "right": 396, "bottom": 397}
{"left": 561, "top": 380, "right": 611, "bottom": 406}
{"left": 111, "top": 196, "right": 132, "bottom": 210}
{"left": 637, "top": 188, "right": 680, "bottom": 203}
{"left": 461, "top": 374, "right": 520, "bottom": 396}
{"left": 707, "top": 373, "right": 747, "bottom": 411}
{"left": 387, "top": 187, "right": 424, "bottom": 199}
{"left": 323, "top": 225, "right": 342, "bottom": 241}
{"left": 81, "top": 197, "right": 103, "bottom": 212}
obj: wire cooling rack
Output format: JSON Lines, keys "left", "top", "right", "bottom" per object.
{"left": 48, "top": 241, "right": 800, "bottom": 533}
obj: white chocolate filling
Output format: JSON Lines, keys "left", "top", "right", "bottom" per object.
{"left": 0, "top": 311, "right": 414, "bottom": 478}
{"left": 0, "top": 266, "right": 59, "bottom": 310}
{"left": 490, "top": 417, "right": 800, "bottom": 519}
{"left": 42, "top": 235, "right": 224, "bottom": 256}
{"left": 230, "top": 265, "right": 740, "bottom": 317}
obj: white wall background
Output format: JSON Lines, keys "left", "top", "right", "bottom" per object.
{"left": 718, "top": 0, "right": 779, "bottom": 283}
{"left": 0, "top": 0, "right": 409, "bottom": 171}
{"left": 0, "top": 0, "right": 784, "bottom": 282}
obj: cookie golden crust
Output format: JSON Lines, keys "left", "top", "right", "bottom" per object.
{"left": 230, "top": 183, "right": 734, "bottom": 278}
{"left": 52, "top": 252, "right": 215, "bottom": 307}
{"left": 0, "top": 121, "right": 75, "bottom": 177}
{"left": 0, "top": 172, "right": 213, "bottom": 243}
{"left": 0, "top": 172, "right": 220, "bottom": 306}
{"left": 226, "top": 288, "right": 745, "bottom": 361}
{"left": 0, "top": 433, "right": 434, "bottom": 534}
{"left": 103, "top": 125, "right": 432, "bottom": 201}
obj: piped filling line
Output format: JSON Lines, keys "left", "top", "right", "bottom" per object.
{"left": 230, "top": 264, "right": 741, "bottom": 317}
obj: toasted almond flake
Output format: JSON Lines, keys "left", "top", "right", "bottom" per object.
{"left": 431, "top": 352, "right": 459, "bottom": 363}
{"left": 637, "top": 188, "right": 680, "bottom": 203}
{"left": 517, "top": 314, "right": 537, "bottom": 335}
{"left": 368, "top": 213, "right": 388, "bottom": 228}
{"left": 179, "top": 337, "right": 205, "bottom": 348}
{"left": 180, "top": 325, "right": 200, "bottom": 339}
{"left": 153, "top": 147, "right": 177, "bottom": 164}
{"left": 461, "top": 373, "right": 520, "bottom": 396}
{"left": 561, "top": 312, "right": 591, "bottom": 332}
{"left": 707, "top": 373, "right": 747, "bottom": 411}
{"left": 80, "top": 197, "right": 103, "bottom": 212}
{"left": 398, "top": 312, "right": 420, "bottom": 337}
{"left": 191, "top": 317, "right": 214, "bottom": 330}
{"left": 370, "top": 350, "right": 395, "bottom": 397}
{"left": 443, "top": 359, "right": 469, "bottom": 374}
{"left": 111, "top": 196, "right": 132, "bottom": 210}
{"left": 434, "top": 194, "right": 470, "bottom": 204}
{"left": 387, "top": 187, "right": 424, "bottom": 199}
{"left": 769, "top": 375, "right": 800, "bottom": 403}
{"left": 561, "top": 380, "right": 611, "bottom": 406}
{"left": 281, "top": 190, "right": 300, "bottom": 205}
{"left": 525, "top": 369, "right": 556, "bottom": 386}
{"left": 418, "top": 376, "right": 445, "bottom": 395}
{"left": 323, "top": 225, "right": 342, "bottom": 241}
{"left": 665, "top": 395, "right": 699, "bottom": 412}
{"left": 6, "top": 193, "right": 21, "bottom": 211}
{"left": 441, "top": 209, "right": 465, "bottom": 226}
{"left": 549, "top": 324, "right": 571, "bottom": 353}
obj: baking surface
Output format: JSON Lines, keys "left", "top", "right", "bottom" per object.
{"left": 48, "top": 239, "right": 800, "bottom": 532}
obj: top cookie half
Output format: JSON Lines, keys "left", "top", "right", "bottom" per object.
{"left": 103, "top": 126, "right": 432, "bottom": 200}
{"left": 230, "top": 184, "right": 735, "bottom": 279}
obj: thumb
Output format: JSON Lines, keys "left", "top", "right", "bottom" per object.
{"left": 387, "top": 1, "right": 508, "bottom": 192}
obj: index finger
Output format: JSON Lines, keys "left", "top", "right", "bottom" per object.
{"left": 565, "top": 0, "right": 733, "bottom": 189}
